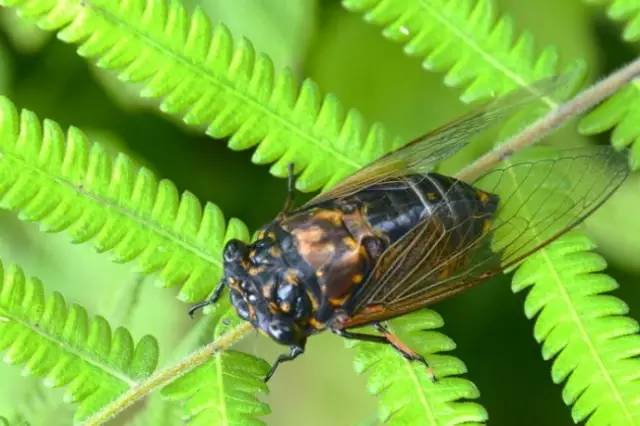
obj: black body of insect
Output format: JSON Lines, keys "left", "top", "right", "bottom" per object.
{"left": 189, "top": 86, "right": 629, "bottom": 381}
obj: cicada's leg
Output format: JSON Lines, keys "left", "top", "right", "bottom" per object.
{"left": 373, "top": 322, "right": 437, "bottom": 381}
{"left": 281, "top": 163, "right": 296, "bottom": 213}
{"left": 265, "top": 342, "right": 306, "bottom": 382}
{"left": 331, "top": 328, "right": 391, "bottom": 344}
{"left": 187, "top": 279, "right": 226, "bottom": 318}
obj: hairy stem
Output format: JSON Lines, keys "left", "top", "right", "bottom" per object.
{"left": 457, "top": 55, "right": 640, "bottom": 181}
{"left": 81, "top": 322, "right": 253, "bottom": 426}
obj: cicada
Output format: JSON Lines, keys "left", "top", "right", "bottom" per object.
{"left": 189, "top": 85, "right": 628, "bottom": 381}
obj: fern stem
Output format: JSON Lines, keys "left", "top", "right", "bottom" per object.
{"left": 81, "top": 322, "right": 253, "bottom": 426}
{"left": 457, "top": 55, "right": 640, "bottom": 181}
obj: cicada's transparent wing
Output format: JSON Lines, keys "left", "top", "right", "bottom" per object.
{"left": 339, "top": 146, "right": 628, "bottom": 328}
{"left": 304, "top": 76, "right": 572, "bottom": 208}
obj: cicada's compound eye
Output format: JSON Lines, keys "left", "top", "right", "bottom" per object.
{"left": 223, "top": 239, "right": 248, "bottom": 264}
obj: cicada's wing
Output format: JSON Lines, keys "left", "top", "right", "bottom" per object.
{"left": 338, "top": 146, "right": 628, "bottom": 328}
{"left": 304, "top": 76, "right": 570, "bottom": 208}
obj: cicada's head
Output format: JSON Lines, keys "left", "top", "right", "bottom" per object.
{"left": 220, "top": 227, "right": 314, "bottom": 346}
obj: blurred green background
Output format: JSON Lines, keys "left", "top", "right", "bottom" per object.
{"left": 0, "top": 1, "right": 639, "bottom": 425}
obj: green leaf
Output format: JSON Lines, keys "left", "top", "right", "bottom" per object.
{"left": 584, "top": 0, "right": 640, "bottom": 42}
{"left": 0, "top": 95, "right": 249, "bottom": 302}
{"left": 579, "top": 81, "right": 640, "bottom": 171}
{"left": 162, "top": 302, "right": 270, "bottom": 425}
{"left": 577, "top": 0, "right": 640, "bottom": 174}
{"left": 0, "top": 259, "right": 159, "bottom": 422}
{"left": 162, "top": 351, "right": 270, "bottom": 425}
{"left": 342, "top": 0, "right": 584, "bottom": 103}
{"left": 0, "top": 0, "right": 401, "bottom": 191}
{"left": 349, "top": 310, "right": 487, "bottom": 425}
{"left": 512, "top": 233, "right": 640, "bottom": 424}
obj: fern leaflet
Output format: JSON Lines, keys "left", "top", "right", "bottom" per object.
{"left": 512, "top": 233, "right": 640, "bottom": 424}
{"left": 161, "top": 302, "right": 270, "bottom": 425}
{"left": 0, "top": 0, "right": 402, "bottom": 191}
{"left": 584, "top": 0, "right": 640, "bottom": 42}
{"left": 579, "top": 81, "right": 640, "bottom": 171}
{"left": 0, "top": 96, "right": 248, "bottom": 302}
{"left": 342, "top": 0, "right": 584, "bottom": 103}
{"left": 349, "top": 310, "right": 487, "bottom": 425}
{"left": 0, "top": 258, "right": 159, "bottom": 423}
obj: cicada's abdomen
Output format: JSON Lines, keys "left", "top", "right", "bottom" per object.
{"left": 355, "top": 174, "right": 499, "bottom": 248}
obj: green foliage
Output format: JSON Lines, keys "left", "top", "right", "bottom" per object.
{"left": 342, "top": 0, "right": 583, "bottom": 103}
{"left": 0, "top": 4, "right": 481, "bottom": 421}
{"left": 349, "top": 311, "right": 487, "bottom": 425}
{"left": 579, "top": 82, "right": 640, "bottom": 170}
{"left": 0, "top": 259, "right": 159, "bottom": 422}
{"left": 162, "top": 302, "right": 270, "bottom": 425}
{"left": 579, "top": 0, "right": 640, "bottom": 172}
{"left": 3, "top": 384, "right": 73, "bottom": 426}
{"left": 584, "top": 0, "right": 640, "bottom": 42}
{"left": 0, "top": 1, "right": 637, "bottom": 426}
{"left": 162, "top": 351, "right": 270, "bottom": 425}
{"left": 0, "top": 95, "right": 249, "bottom": 302}
{"left": 513, "top": 233, "right": 640, "bottom": 424}
{"left": 0, "top": 0, "right": 401, "bottom": 191}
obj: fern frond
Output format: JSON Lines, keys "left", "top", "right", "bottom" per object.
{"left": 0, "top": 0, "right": 401, "bottom": 191}
{"left": 161, "top": 303, "right": 270, "bottom": 425}
{"left": 349, "top": 310, "right": 487, "bottom": 425}
{"left": 342, "top": 0, "right": 583, "bottom": 103}
{"left": 584, "top": 0, "right": 640, "bottom": 42}
{"left": 0, "top": 259, "right": 159, "bottom": 423}
{"left": 512, "top": 233, "right": 640, "bottom": 424}
{"left": 0, "top": 96, "right": 249, "bottom": 302}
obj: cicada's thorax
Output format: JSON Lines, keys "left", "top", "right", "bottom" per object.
{"left": 262, "top": 173, "right": 498, "bottom": 335}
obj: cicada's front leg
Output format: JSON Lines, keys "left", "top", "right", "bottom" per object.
{"left": 265, "top": 340, "right": 307, "bottom": 382}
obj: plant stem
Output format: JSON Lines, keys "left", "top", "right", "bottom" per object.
{"left": 456, "top": 55, "right": 640, "bottom": 182}
{"left": 81, "top": 321, "right": 253, "bottom": 426}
